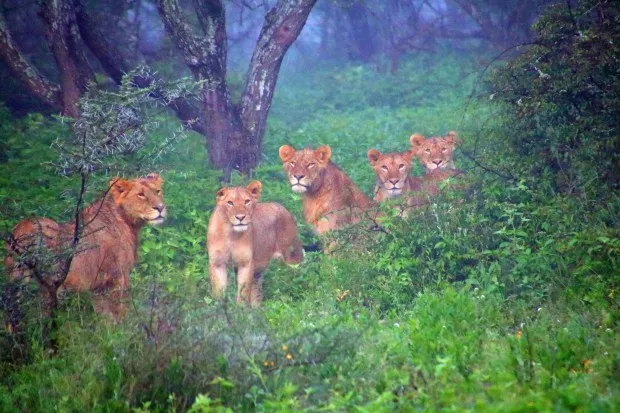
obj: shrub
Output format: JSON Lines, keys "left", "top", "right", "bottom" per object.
{"left": 490, "top": 0, "right": 620, "bottom": 194}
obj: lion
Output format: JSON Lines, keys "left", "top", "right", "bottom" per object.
{"left": 408, "top": 131, "right": 465, "bottom": 201}
{"left": 367, "top": 148, "right": 421, "bottom": 202}
{"left": 4, "top": 173, "right": 166, "bottom": 320}
{"left": 207, "top": 180, "right": 303, "bottom": 307}
{"left": 279, "top": 145, "right": 374, "bottom": 234}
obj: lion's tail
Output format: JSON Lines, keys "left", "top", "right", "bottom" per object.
{"left": 285, "top": 237, "right": 304, "bottom": 265}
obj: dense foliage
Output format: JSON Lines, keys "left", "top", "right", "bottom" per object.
{"left": 0, "top": 3, "right": 618, "bottom": 411}
{"left": 491, "top": 0, "right": 620, "bottom": 193}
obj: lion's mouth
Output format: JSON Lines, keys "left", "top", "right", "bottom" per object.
{"left": 386, "top": 188, "right": 402, "bottom": 197}
{"left": 146, "top": 216, "right": 165, "bottom": 225}
{"left": 232, "top": 223, "right": 249, "bottom": 232}
{"left": 291, "top": 183, "right": 308, "bottom": 193}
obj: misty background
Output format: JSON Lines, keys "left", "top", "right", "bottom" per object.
{"left": 0, "top": 0, "right": 550, "bottom": 116}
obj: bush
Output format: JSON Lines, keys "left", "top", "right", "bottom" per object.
{"left": 490, "top": 0, "right": 620, "bottom": 194}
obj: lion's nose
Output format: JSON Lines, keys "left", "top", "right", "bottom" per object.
{"left": 294, "top": 174, "right": 305, "bottom": 181}
{"left": 235, "top": 215, "right": 246, "bottom": 222}
{"left": 433, "top": 160, "right": 442, "bottom": 165}
{"left": 388, "top": 179, "right": 399, "bottom": 185}
{"left": 153, "top": 204, "right": 164, "bottom": 212}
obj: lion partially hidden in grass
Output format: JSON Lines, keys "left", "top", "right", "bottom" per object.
{"left": 279, "top": 144, "right": 374, "bottom": 234}
{"left": 5, "top": 173, "right": 166, "bottom": 321}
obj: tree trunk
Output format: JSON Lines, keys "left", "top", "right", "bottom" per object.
{"left": 0, "top": 12, "right": 62, "bottom": 111}
{"left": 157, "top": 0, "right": 317, "bottom": 174}
{"left": 237, "top": 0, "right": 317, "bottom": 172}
{"left": 344, "top": 0, "right": 376, "bottom": 62}
{"left": 40, "top": 0, "right": 94, "bottom": 117}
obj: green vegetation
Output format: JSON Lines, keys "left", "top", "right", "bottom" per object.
{"left": 0, "top": 7, "right": 618, "bottom": 411}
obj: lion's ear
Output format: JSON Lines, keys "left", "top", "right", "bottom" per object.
{"left": 144, "top": 172, "right": 163, "bottom": 188}
{"left": 445, "top": 131, "right": 459, "bottom": 146}
{"left": 403, "top": 149, "right": 415, "bottom": 162}
{"left": 215, "top": 187, "right": 228, "bottom": 202}
{"left": 246, "top": 180, "right": 262, "bottom": 200}
{"left": 315, "top": 145, "right": 332, "bottom": 164}
{"left": 279, "top": 145, "right": 296, "bottom": 163}
{"left": 409, "top": 133, "right": 426, "bottom": 150}
{"left": 109, "top": 178, "right": 133, "bottom": 202}
{"left": 367, "top": 149, "right": 381, "bottom": 165}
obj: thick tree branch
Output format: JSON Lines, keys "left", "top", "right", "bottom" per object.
{"left": 40, "top": 0, "right": 95, "bottom": 117}
{"left": 0, "top": 12, "right": 62, "bottom": 110}
{"left": 239, "top": 0, "right": 317, "bottom": 153}
{"left": 75, "top": 4, "right": 126, "bottom": 84}
{"left": 74, "top": 1, "right": 205, "bottom": 135}
{"left": 156, "top": 0, "right": 211, "bottom": 70}
{"left": 157, "top": 0, "right": 235, "bottom": 168}
{"left": 157, "top": 0, "right": 317, "bottom": 172}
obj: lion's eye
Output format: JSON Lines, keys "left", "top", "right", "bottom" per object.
{"left": 425, "top": 149, "right": 431, "bottom": 154}
{"left": 156, "top": 190, "right": 161, "bottom": 195}
{"left": 399, "top": 164, "right": 405, "bottom": 169}
{"left": 244, "top": 199, "right": 251, "bottom": 205}
{"left": 289, "top": 161, "right": 296, "bottom": 167}
{"left": 137, "top": 193, "right": 145, "bottom": 198}
{"left": 307, "top": 163, "right": 315, "bottom": 168}
{"left": 381, "top": 165, "right": 388, "bottom": 171}
{"left": 442, "top": 147, "right": 448, "bottom": 152}
{"left": 227, "top": 201, "right": 234, "bottom": 206}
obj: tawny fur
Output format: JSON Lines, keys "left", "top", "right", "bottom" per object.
{"left": 279, "top": 145, "right": 373, "bottom": 234}
{"left": 408, "top": 131, "right": 465, "bottom": 205}
{"left": 367, "top": 149, "right": 422, "bottom": 202}
{"left": 207, "top": 181, "right": 303, "bottom": 307}
{"left": 4, "top": 174, "right": 166, "bottom": 320}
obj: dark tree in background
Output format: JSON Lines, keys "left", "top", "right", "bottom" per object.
{"left": 314, "top": 0, "right": 553, "bottom": 68}
{"left": 451, "top": 0, "right": 551, "bottom": 49}
{"left": 0, "top": 0, "right": 316, "bottom": 175}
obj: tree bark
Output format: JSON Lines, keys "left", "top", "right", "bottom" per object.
{"left": 157, "top": 0, "right": 317, "bottom": 173}
{"left": 75, "top": 4, "right": 126, "bottom": 84}
{"left": 157, "top": 0, "right": 234, "bottom": 170}
{"left": 0, "top": 12, "right": 62, "bottom": 110}
{"left": 40, "top": 0, "right": 95, "bottom": 117}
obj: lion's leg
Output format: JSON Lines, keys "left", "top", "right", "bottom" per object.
{"left": 314, "top": 216, "right": 336, "bottom": 235}
{"left": 92, "top": 288, "right": 128, "bottom": 322}
{"left": 209, "top": 262, "right": 229, "bottom": 299}
{"left": 279, "top": 219, "right": 303, "bottom": 265}
{"left": 284, "top": 238, "right": 304, "bottom": 265}
{"left": 250, "top": 272, "right": 264, "bottom": 308}
{"left": 236, "top": 263, "right": 254, "bottom": 306}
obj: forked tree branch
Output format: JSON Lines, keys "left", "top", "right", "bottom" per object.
{"left": 75, "top": 0, "right": 205, "bottom": 135}
{"left": 0, "top": 12, "right": 62, "bottom": 110}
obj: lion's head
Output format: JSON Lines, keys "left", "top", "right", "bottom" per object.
{"left": 410, "top": 131, "right": 458, "bottom": 171}
{"left": 367, "top": 149, "right": 415, "bottom": 198}
{"left": 110, "top": 173, "right": 167, "bottom": 225}
{"left": 215, "top": 181, "right": 262, "bottom": 232}
{"left": 279, "top": 145, "right": 332, "bottom": 194}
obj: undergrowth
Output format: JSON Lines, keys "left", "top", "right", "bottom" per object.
{"left": 0, "top": 47, "right": 618, "bottom": 411}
